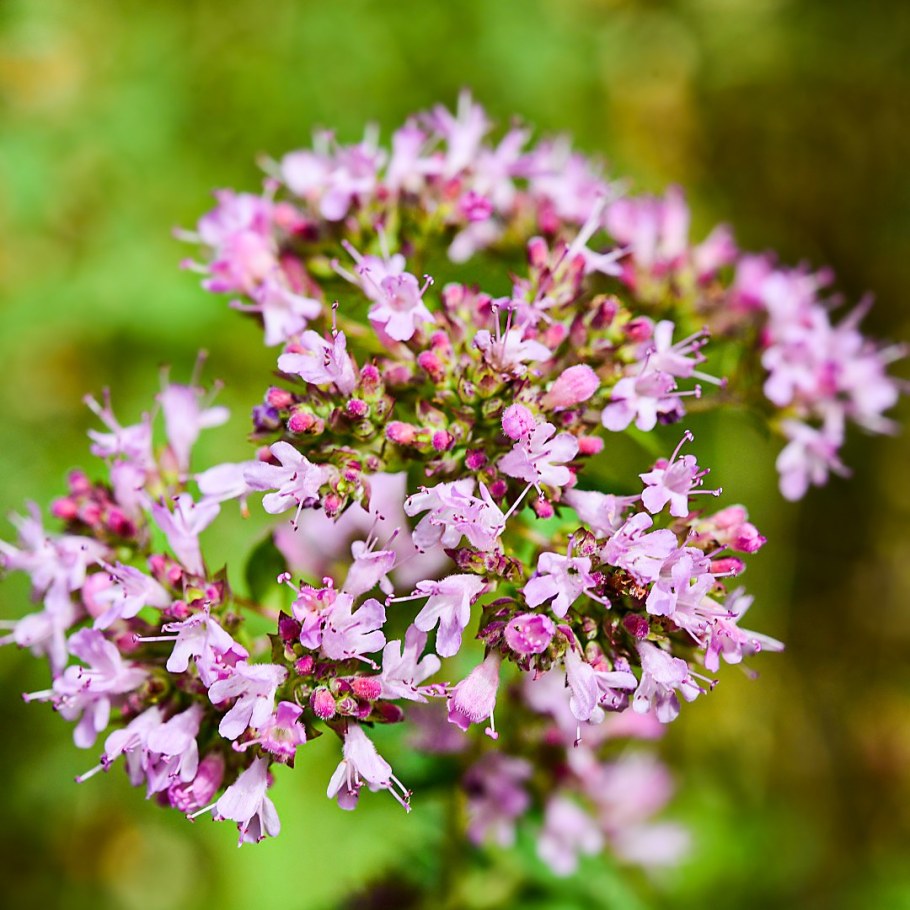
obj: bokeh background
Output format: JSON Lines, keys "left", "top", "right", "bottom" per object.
{"left": 1, "top": 1, "right": 909, "bottom": 907}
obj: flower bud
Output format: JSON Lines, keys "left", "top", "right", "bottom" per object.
{"left": 386, "top": 421, "right": 417, "bottom": 445}
{"left": 577, "top": 435, "right": 604, "bottom": 456}
{"left": 502, "top": 404, "right": 535, "bottom": 440}
{"left": 542, "top": 365, "right": 600, "bottom": 410}
{"left": 266, "top": 387, "right": 295, "bottom": 410}
{"left": 345, "top": 399, "right": 369, "bottom": 419}
{"left": 623, "top": 614, "right": 650, "bottom": 639}
{"left": 288, "top": 410, "right": 316, "bottom": 434}
{"left": 351, "top": 676, "right": 383, "bottom": 701}
{"left": 432, "top": 430, "right": 454, "bottom": 452}
{"left": 504, "top": 613, "right": 556, "bottom": 655}
{"left": 311, "top": 687, "right": 336, "bottom": 720}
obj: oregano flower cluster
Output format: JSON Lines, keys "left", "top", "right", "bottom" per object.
{"left": 2, "top": 94, "right": 902, "bottom": 871}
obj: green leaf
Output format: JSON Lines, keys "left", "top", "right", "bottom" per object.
{"left": 244, "top": 533, "right": 287, "bottom": 603}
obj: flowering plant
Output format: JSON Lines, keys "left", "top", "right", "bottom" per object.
{"left": 2, "top": 94, "right": 902, "bottom": 874}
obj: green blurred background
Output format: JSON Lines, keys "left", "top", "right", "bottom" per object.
{"left": 1, "top": 1, "right": 909, "bottom": 907}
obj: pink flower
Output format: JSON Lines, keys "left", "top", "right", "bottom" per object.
{"left": 246, "top": 280, "right": 322, "bottom": 346}
{"left": 447, "top": 653, "right": 500, "bottom": 738}
{"left": 327, "top": 724, "right": 409, "bottom": 810}
{"left": 601, "top": 369, "right": 679, "bottom": 433}
{"left": 277, "top": 330, "right": 357, "bottom": 395}
{"left": 366, "top": 272, "right": 435, "bottom": 342}
{"left": 523, "top": 552, "right": 597, "bottom": 618}
{"left": 501, "top": 403, "right": 536, "bottom": 440}
{"left": 411, "top": 574, "right": 487, "bottom": 658}
{"left": 776, "top": 416, "right": 849, "bottom": 501}
{"left": 150, "top": 494, "right": 220, "bottom": 577}
{"left": 499, "top": 420, "right": 578, "bottom": 489}
{"left": 144, "top": 704, "right": 203, "bottom": 796}
{"left": 88, "top": 563, "right": 171, "bottom": 630}
{"left": 214, "top": 756, "right": 281, "bottom": 846}
{"left": 169, "top": 752, "right": 225, "bottom": 815}
{"left": 563, "top": 489, "right": 638, "bottom": 538}
{"left": 39, "top": 628, "right": 147, "bottom": 748}
{"left": 379, "top": 626, "right": 442, "bottom": 702}
{"left": 162, "top": 611, "right": 248, "bottom": 687}
{"left": 600, "top": 513, "right": 677, "bottom": 584}
{"left": 463, "top": 753, "right": 532, "bottom": 847}
{"left": 320, "top": 595, "right": 386, "bottom": 663}
{"left": 404, "top": 479, "right": 505, "bottom": 552}
{"left": 208, "top": 662, "right": 288, "bottom": 741}
{"left": 235, "top": 701, "right": 307, "bottom": 765}
{"left": 158, "top": 384, "right": 229, "bottom": 474}
{"left": 537, "top": 795, "right": 604, "bottom": 876}
{"left": 243, "top": 442, "right": 330, "bottom": 522}
{"left": 633, "top": 642, "right": 702, "bottom": 723}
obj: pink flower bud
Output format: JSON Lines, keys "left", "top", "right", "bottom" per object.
{"left": 624, "top": 316, "right": 654, "bottom": 343}
{"left": 533, "top": 498, "right": 555, "bottom": 519}
{"left": 295, "top": 655, "right": 314, "bottom": 675}
{"left": 442, "top": 282, "right": 465, "bottom": 309}
{"left": 68, "top": 469, "right": 92, "bottom": 495}
{"left": 266, "top": 387, "right": 294, "bottom": 409}
{"left": 711, "top": 556, "right": 745, "bottom": 576}
{"left": 81, "top": 572, "right": 114, "bottom": 619}
{"left": 504, "top": 613, "right": 556, "bottom": 655}
{"left": 733, "top": 523, "right": 766, "bottom": 553}
{"left": 489, "top": 479, "right": 508, "bottom": 500}
{"left": 417, "top": 350, "right": 445, "bottom": 382}
{"left": 432, "top": 430, "right": 454, "bottom": 452}
{"left": 51, "top": 498, "right": 78, "bottom": 521}
{"left": 577, "top": 435, "right": 604, "bottom": 456}
{"left": 359, "top": 363, "right": 381, "bottom": 394}
{"left": 465, "top": 449, "right": 488, "bottom": 470}
{"left": 311, "top": 687, "right": 336, "bottom": 720}
{"left": 288, "top": 410, "right": 315, "bottom": 433}
{"left": 527, "top": 236, "right": 549, "bottom": 268}
{"left": 542, "top": 365, "right": 600, "bottom": 410}
{"left": 386, "top": 421, "right": 417, "bottom": 445}
{"left": 351, "top": 676, "right": 383, "bottom": 701}
{"left": 345, "top": 399, "right": 369, "bottom": 419}
{"left": 323, "top": 492, "right": 343, "bottom": 517}
{"left": 502, "top": 404, "right": 536, "bottom": 440}
{"left": 459, "top": 190, "right": 493, "bottom": 222}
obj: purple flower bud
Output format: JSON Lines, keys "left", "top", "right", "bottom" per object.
{"left": 623, "top": 614, "right": 650, "bottom": 639}
{"left": 504, "top": 613, "right": 556, "bottom": 655}
{"left": 502, "top": 404, "right": 535, "bottom": 440}
{"left": 465, "top": 449, "right": 488, "bottom": 470}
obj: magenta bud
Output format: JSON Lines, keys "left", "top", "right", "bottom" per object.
{"left": 351, "top": 676, "right": 383, "bottom": 701}
{"left": 733, "top": 524, "right": 766, "bottom": 553}
{"left": 432, "top": 430, "right": 454, "bottom": 452}
{"left": 502, "top": 403, "right": 536, "bottom": 440}
{"left": 51, "top": 498, "right": 79, "bottom": 521}
{"left": 711, "top": 556, "right": 745, "bottom": 576}
{"left": 345, "top": 399, "right": 369, "bottom": 419}
{"left": 278, "top": 612, "right": 302, "bottom": 644}
{"left": 533, "top": 498, "right": 555, "bottom": 519}
{"left": 465, "top": 449, "right": 487, "bottom": 471}
{"left": 359, "top": 363, "right": 381, "bottom": 393}
{"left": 323, "top": 492, "right": 343, "bottom": 517}
{"left": 542, "top": 365, "right": 600, "bottom": 410}
{"left": 295, "top": 655, "right": 314, "bottom": 675}
{"left": 67, "top": 470, "right": 92, "bottom": 495}
{"left": 489, "top": 479, "right": 508, "bottom": 500}
{"left": 504, "top": 613, "right": 556, "bottom": 655}
{"left": 623, "top": 614, "right": 650, "bottom": 639}
{"left": 624, "top": 317, "right": 654, "bottom": 343}
{"left": 311, "top": 687, "right": 336, "bottom": 720}
{"left": 288, "top": 410, "right": 316, "bottom": 434}
{"left": 417, "top": 350, "right": 445, "bottom": 382}
{"left": 527, "top": 235, "right": 549, "bottom": 268}
{"left": 577, "top": 435, "right": 604, "bottom": 456}
{"left": 266, "top": 387, "right": 294, "bottom": 409}
{"left": 80, "top": 502, "right": 102, "bottom": 525}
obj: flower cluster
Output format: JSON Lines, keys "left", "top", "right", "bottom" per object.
{"left": 2, "top": 96, "right": 901, "bottom": 869}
